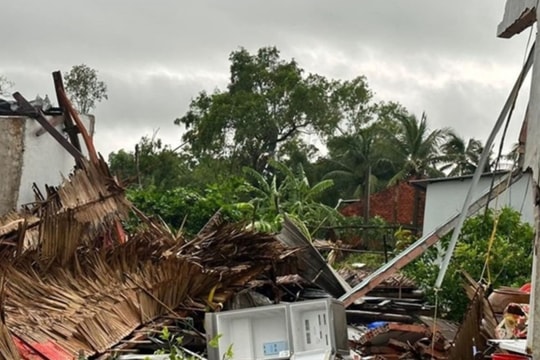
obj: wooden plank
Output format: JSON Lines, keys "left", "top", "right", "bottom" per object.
{"left": 52, "top": 71, "right": 82, "bottom": 152}
{"left": 12, "top": 92, "right": 84, "bottom": 163}
{"left": 54, "top": 82, "right": 99, "bottom": 165}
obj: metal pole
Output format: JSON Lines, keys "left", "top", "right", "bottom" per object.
{"left": 434, "top": 43, "right": 535, "bottom": 289}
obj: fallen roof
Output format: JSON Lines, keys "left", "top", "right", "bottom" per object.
{"left": 0, "top": 157, "right": 298, "bottom": 358}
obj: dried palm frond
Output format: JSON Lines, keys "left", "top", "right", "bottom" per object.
{"left": 0, "top": 277, "right": 20, "bottom": 360}
{"left": 0, "top": 151, "right": 298, "bottom": 358}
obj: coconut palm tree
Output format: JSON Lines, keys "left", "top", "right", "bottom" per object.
{"left": 440, "top": 133, "right": 492, "bottom": 176}
{"left": 324, "top": 125, "right": 384, "bottom": 197}
{"left": 384, "top": 112, "right": 448, "bottom": 182}
{"left": 324, "top": 125, "right": 392, "bottom": 220}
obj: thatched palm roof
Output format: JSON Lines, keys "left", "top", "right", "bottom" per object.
{"left": 0, "top": 158, "right": 295, "bottom": 358}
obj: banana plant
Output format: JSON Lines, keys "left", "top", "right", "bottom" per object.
{"left": 234, "top": 159, "right": 340, "bottom": 234}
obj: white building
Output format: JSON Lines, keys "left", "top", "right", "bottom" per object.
{"left": 0, "top": 113, "right": 94, "bottom": 215}
{"left": 411, "top": 172, "right": 534, "bottom": 236}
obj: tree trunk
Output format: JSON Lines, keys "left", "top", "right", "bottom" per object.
{"left": 363, "top": 165, "right": 371, "bottom": 222}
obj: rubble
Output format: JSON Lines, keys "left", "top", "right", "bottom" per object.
{"left": 0, "top": 72, "right": 527, "bottom": 360}
{"left": 0, "top": 158, "right": 299, "bottom": 359}
{"left": 0, "top": 149, "right": 457, "bottom": 359}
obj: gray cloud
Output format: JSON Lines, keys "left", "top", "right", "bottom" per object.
{"left": 1, "top": 0, "right": 533, "bottom": 158}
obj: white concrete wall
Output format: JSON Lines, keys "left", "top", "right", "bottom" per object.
{"left": 422, "top": 173, "right": 534, "bottom": 235}
{"left": 0, "top": 115, "right": 94, "bottom": 214}
{"left": 0, "top": 117, "right": 25, "bottom": 214}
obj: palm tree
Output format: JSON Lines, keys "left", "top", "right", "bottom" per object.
{"left": 384, "top": 112, "right": 447, "bottom": 182}
{"left": 325, "top": 125, "right": 383, "bottom": 196}
{"left": 440, "top": 133, "right": 492, "bottom": 176}
{"left": 324, "top": 125, "right": 391, "bottom": 219}
{"left": 239, "top": 160, "right": 337, "bottom": 232}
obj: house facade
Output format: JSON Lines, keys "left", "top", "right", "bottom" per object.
{"left": 411, "top": 172, "right": 534, "bottom": 235}
{"left": 0, "top": 114, "right": 94, "bottom": 215}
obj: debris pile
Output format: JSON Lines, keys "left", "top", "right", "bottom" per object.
{"left": 0, "top": 157, "right": 298, "bottom": 359}
{"left": 350, "top": 321, "right": 452, "bottom": 359}
{"left": 0, "top": 72, "right": 528, "bottom": 360}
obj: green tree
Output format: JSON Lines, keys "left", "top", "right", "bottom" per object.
{"left": 238, "top": 160, "right": 339, "bottom": 233}
{"left": 0, "top": 75, "right": 14, "bottom": 97}
{"left": 109, "top": 135, "right": 187, "bottom": 189}
{"left": 175, "top": 47, "right": 341, "bottom": 172}
{"left": 325, "top": 125, "right": 386, "bottom": 200}
{"left": 127, "top": 177, "right": 246, "bottom": 236}
{"left": 384, "top": 112, "right": 447, "bottom": 182}
{"left": 321, "top": 102, "right": 420, "bottom": 202}
{"left": 440, "top": 133, "right": 491, "bottom": 176}
{"left": 404, "top": 207, "right": 533, "bottom": 320}
{"left": 64, "top": 64, "right": 108, "bottom": 114}
{"left": 329, "top": 75, "right": 374, "bottom": 133}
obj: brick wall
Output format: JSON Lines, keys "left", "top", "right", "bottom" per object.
{"left": 340, "top": 182, "right": 425, "bottom": 231}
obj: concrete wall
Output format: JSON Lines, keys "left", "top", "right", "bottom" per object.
{"left": 0, "top": 117, "right": 25, "bottom": 214}
{"left": 422, "top": 173, "right": 534, "bottom": 234}
{"left": 0, "top": 115, "right": 94, "bottom": 215}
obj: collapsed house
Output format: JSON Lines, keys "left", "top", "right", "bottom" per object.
{"left": 0, "top": 157, "right": 299, "bottom": 359}
{"left": 2, "top": 13, "right": 539, "bottom": 354}
{"left": 0, "top": 73, "right": 461, "bottom": 360}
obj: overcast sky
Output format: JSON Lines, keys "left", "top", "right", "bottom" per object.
{"left": 1, "top": 0, "right": 534, "bottom": 158}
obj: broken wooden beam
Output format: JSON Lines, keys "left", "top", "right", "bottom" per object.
{"left": 12, "top": 92, "right": 84, "bottom": 163}
{"left": 52, "top": 71, "right": 82, "bottom": 152}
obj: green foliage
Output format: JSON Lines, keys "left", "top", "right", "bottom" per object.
{"left": 108, "top": 46, "right": 507, "bottom": 246}
{"left": 329, "top": 75, "right": 374, "bottom": 132}
{"left": 439, "top": 132, "right": 492, "bottom": 176}
{"left": 394, "top": 228, "right": 416, "bottom": 252}
{"left": 383, "top": 111, "right": 448, "bottom": 183}
{"left": 127, "top": 178, "right": 245, "bottom": 236}
{"left": 325, "top": 124, "right": 388, "bottom": 199}
{"left": 64, "top": 64, "right": 108, "bottom": 114}
{"left": 404, "top": 207, "right": 533, "bottom": 321}
{"left": 142, "top": 329, "right": 232, "bottom": 360}
{"left": 208, "top": 334, "right": 221, "bottom": 349}
{"left": 237, "top": 160, "right": 341, "bottom": 233}
{"left": 109, "top": 135, "right": 188, "bottom": 189}
{"left": 143, "top": 326, "right": 203, "bottom": 360}
{"left": 175, "top": 47, "right": 355, "bottom": 172}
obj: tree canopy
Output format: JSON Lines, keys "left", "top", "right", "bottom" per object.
{"left": 175, "top": 47, "right": 372, "bottom": 172}
{"left": 65, "top": 64, "right": 108, "bottom": 114}
{"left": 109, "top": 45, "right": 509, "bottom": 236}
{"left": 383, "top": 112, "right": 448, "bottom": 182}
{"left": 440, "top": 133, "right": 491, "bottom": 176}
